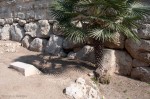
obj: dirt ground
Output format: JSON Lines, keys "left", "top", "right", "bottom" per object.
{"left": 0, "top": 41, "right": 150, "bottom": 99}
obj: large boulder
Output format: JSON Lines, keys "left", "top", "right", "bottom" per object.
{"left": 131, "top": 67, "right": 150, "bottom": 82}
{"left": 24, "top": 20, "right": 50, "bottom": 38}
{"left": 95, "top": 49, "right": 132, "bottom": 76}
{"left": 29, "top": 38, "right": 47, "bottom": 52}
{"left": 115, "top": 50, "right": 133, "bottom": 75}
{"left": 70, "top": 46, "right": 132, "bottom": 76}
{"left": 10, "top": 23, "right": 25, "bottom": 42}
{"left": 125, "top": 39, "right": 150, "bottom": 63}
{"left": 0, "top": 24, "right": 11, "bottom": 40}
{"left": 104, "top": 32, "right": 125, "bottom": 49}
{"left": 24, "top": 22, "right": 38, "bottom": 37}
{"left": 22, "top": 35, "right": 33, "bottom": 48}
{"left": 45, "top": 34, "right": 64, "bottom": 55}
{"left": 137, "top": 24, "right": 150, "bottom": 39}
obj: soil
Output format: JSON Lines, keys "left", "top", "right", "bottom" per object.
{"left": 0, "top": 41, "right": 150, "bottom": 99}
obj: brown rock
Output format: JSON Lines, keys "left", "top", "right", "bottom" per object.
{"left": 125, "top": 39, "right": 150, "bottom": 63}
{"left": 104, "top": 32, "right": 125, "bottom": 49}
{"left": 131, "top": 67, "right": 150, "bottom": 82}
{"left": 132, "top": 59, "right": 149, "bottom": 67}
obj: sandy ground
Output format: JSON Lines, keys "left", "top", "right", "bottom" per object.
{"left": 0, "top": 41, "right": 150, "bottom": 99}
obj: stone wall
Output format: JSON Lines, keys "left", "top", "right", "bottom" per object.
{"left": 0, "top": 0, "right": 150, "bottom": 83}
{"left": 0, "top": 0, "right": 53, "bottom": 20}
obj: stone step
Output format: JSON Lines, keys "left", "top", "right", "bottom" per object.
{"left": 9, "top": 62, "right": 41, "bottom": 76}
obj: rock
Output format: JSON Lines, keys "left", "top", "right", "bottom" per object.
{"left": 24, "top": 20, "right": 50, "bottom": 38}
{"left": 138, "top": 24, "right": 150, "bottom": 39}
{"left": 125, "top": 39, "right": 150, "bottom": 63}
{"left": 132, "top": 59, "right": 149, "bottom": 67}
{"left": 5, "top": 18, "right": 13, "bottom": 25}
{"left": 18, "top": 20, "right": 26, "bottom": 26}
{"left": 65, "top": 78, "right": 100, "bottom": 99}
{"left": 29, "top": 38, "right": 47, "bottom": 52}
{"left": 45, "top": 34, "right": 63, "bottom": 55}
{"left": 22, "top": 35, "right": 33, "bottom": 48}
{"left": 65, "top": 83, "right": 84, "bottom": 99}
{"left": 53, "top": 22, "right": 64, "bottom": 36}
{"left": 58, "top": 50, "right": 67, "bottom": 57}
{"left": 75, "top": 45, "right": 95, "bottom": 63}
{"left": 0, "top": 19, "right": 5, "bottom": 26}
{"left": 10, "top": 23, "right": 25, "bottom": 42}
{"left": 104, "top": 32, "right": 125, "bottom": 49}
{"left": 115, "top": 50, "right": 133, "bottom": 76}
{"left": 37, "top": 20, "right": 50, "bottom": 38}
{"left": 24, "top": 22, "right": 38, "bottom": 37}
{"left": 95, "top": 49, "right": 116, "bottom": 76}
{"left": 9, "top": 62, "right": 41, "bottom": 76}
{"left": 67, "top": 52, "right": 76, "bottom": 59}
{"left": 76, "top": 77, "right": 86, "bottom": 86}
{"left": 0, "top": 24, "right": 11, "bottom": 40}
{"left": 63, "top": 39, "right": 83, "bottom": 50}
{"left": 131, "top": 67, "right": 150, "bottom": 82}
{"left": 88, "top": 72, "right": 94, "bottom": 77}
{"left": 14, "top": 18, "right": 20, "bottom": 22}
{"left": 69, "top": 46, "right": 132, "bottom": 76}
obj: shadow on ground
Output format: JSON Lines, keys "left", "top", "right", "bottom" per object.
{"left": 13, "top": 53, "right": 96, "bottom": 75}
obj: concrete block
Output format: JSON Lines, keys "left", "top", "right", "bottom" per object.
{"left": 9, "top": 62, "right": 41, "bottom": 76}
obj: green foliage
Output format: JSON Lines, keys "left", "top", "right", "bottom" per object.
{"left": 50, "top": 0, "right": 150, "bottom": 43}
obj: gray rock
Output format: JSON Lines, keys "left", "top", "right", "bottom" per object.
{"left": 0, "top": 19, "right": 5, "bottom": 26}
{"left": 63, "top": 39, "right": 83, "bottom": 50}
{"left": 22, "top": 35, "right": 33, "bottom": 48}
{"left": 37, "top": 20, "right": 50, "bottom": 38}
{"left": 9, "top": 62, "right": 41, "bottom": 76}
{"left": 138, "top": 24, "right": 150, "bottom": 39}
{"left": 132, "top": 59, "right": 149, "bottom": 67}
{"left": 131, "top": 67, "right": 150, "bottom": 82}
{"left": 10, "top": 23, "right": 25, "bottom": 42}
{"left": 53, "top": 22, "right": 64, "bottom": 36}
{"left": 67, "top": 52, "right": 76, "bottom": 59}
{"left": 24, "top": 20, "right": 50, "bottom": 38}
{"left": 45, "top": 34, "right": 63, "bottom": 55}
{"left": 18, "top": 20, "right": 26, "bottom": 26}
{"left": 29, "top": 38, "right": 47, "bottom": 52}
{"left": 24, "top": 22, "right": 38, "bottom": 37}
{"left": 75, "top": 45, "right": 95, "bottom": 63}
{"left": 5, "top": 18, "right": 13, "bottom": 25}
{"left": 0, "top": 24, "right": 11, "bottom": 40}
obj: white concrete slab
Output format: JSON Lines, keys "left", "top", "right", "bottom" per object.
{"left": 9, "top": 62, "right": 41, "bottom": 76}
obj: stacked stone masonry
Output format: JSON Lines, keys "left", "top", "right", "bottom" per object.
{"left": 0, "top": 0, "right": 53, "bottom": 20}
{"left": 0, "top": 0, "right": 150, "bottom": 83}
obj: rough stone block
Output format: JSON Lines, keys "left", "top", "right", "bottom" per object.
{"left": 9, "top": 62, "right": 41, "bottom": 76}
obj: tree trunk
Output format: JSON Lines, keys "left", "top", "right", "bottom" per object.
{"left": 94, "top": 39, "right": 110, "bottom": 84}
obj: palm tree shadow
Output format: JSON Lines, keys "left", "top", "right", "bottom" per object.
{"left": 13, "top": 53, "right": 96, "bottom": 75}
